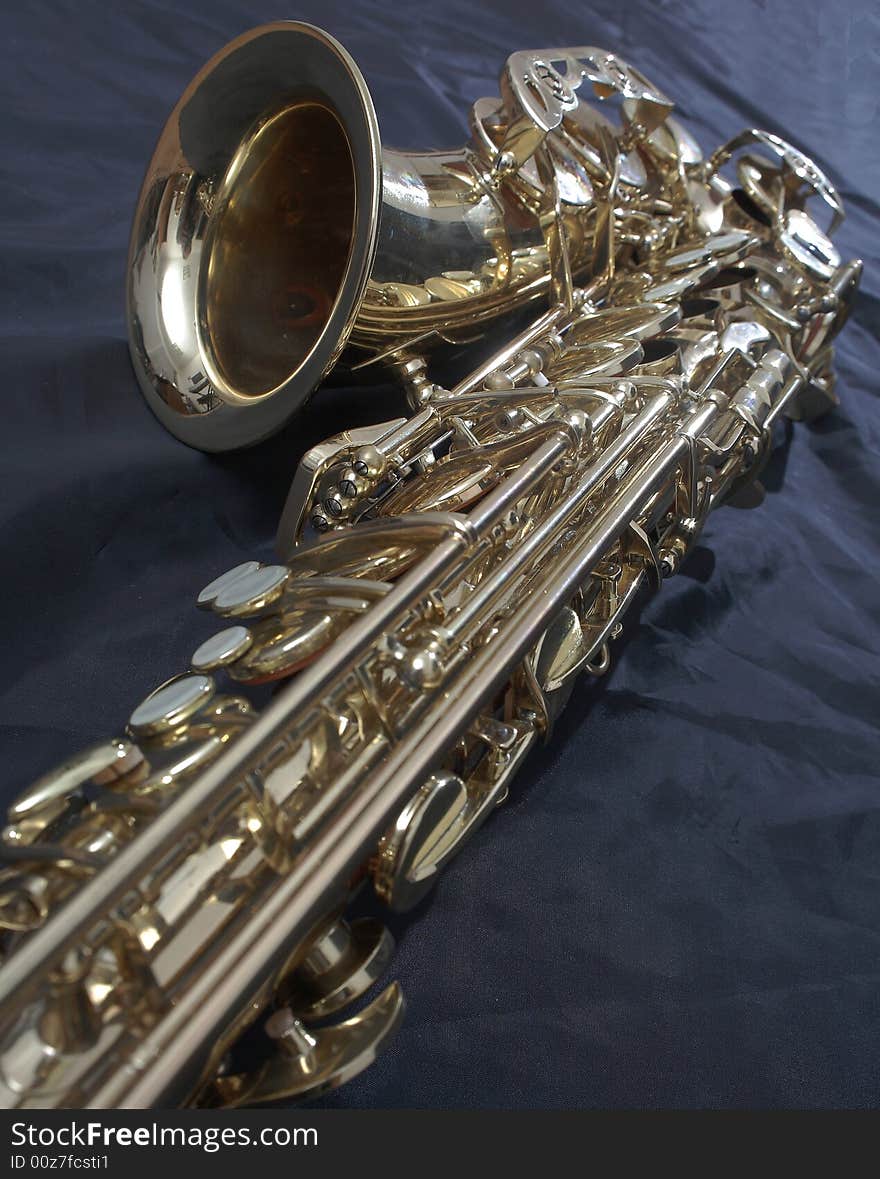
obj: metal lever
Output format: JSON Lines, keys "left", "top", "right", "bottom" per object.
{"left": 374, "top": 773, "right": 469, "bottom": 911}
{"left": 39, "top": 950, "right": 101, "bottom": 1055}
{"left": 374, "top": 715, "right": 537, "bottom": 913}
{"left": 281, "top": 916, "right": 394, "bottom": 1020}
{"left": 210, "top": 983, "right": 405, "bottom": 1107}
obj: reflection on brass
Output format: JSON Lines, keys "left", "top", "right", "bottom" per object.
{"left": 0, "top": 22, "right": 861, "bottom": 1110}
{"left": 203, "top": 101, "right": 356, "bottom": 399}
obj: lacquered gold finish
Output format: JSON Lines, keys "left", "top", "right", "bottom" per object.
{"left": 202, "top": 100, "right": 357, "bottom": 402}
{"left": 0, "top": 24, "right": 860, "bottom": 1109}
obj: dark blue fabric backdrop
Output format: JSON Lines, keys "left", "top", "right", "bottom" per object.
{"left": 2, "top": 0, "right": 878, "bottom": 1108}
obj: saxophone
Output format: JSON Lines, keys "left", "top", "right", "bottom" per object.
{"left": 0, "top": 22, "right": 860, "bottom": 1108}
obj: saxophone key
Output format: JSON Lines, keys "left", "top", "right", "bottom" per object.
{"left": 206, "top": 564, "right": 291, "bottom": 618}
{"left": 209, "top": 983, "right": 405, "bottom": 1107}
{"left": 373, "top": 772, "right": 469, "bottom": 911}
{"left": 281, "top": 916, "right": 394, "bottom": 1020}
{"left": 191, "top": 625, "right": 253, "bottom": 672}
{"left": 8, "top": 739, "right": 143, "bottom": 832}
{"left": 196, "top": 561, "right": 261, "bottom": 609}
{"left": 128, "top": 674, "right": 216, "bottom": 740}
{"left": 227, "top": 608, "right": 351, "bottom": 683}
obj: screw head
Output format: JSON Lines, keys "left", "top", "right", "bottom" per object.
{"left": 353, "top": 445, "right": 385, "bottom": 479}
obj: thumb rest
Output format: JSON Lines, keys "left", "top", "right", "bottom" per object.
{"left": 0, "top": 23, "right": 861, "bottom": 1107}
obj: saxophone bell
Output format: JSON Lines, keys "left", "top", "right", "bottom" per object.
{"left": 128, "top": 21, "right": 383, "bottom": 451}
{"left": 128, "top": 22, "right": 677, "bottom": 453}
